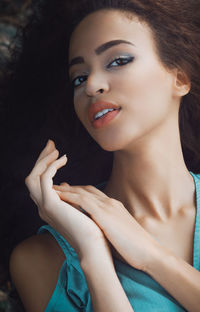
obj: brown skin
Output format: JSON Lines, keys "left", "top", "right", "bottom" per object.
{"left": 10, "top": 138, "right": 135, "bottom": 312}
{"left": 69, "top": 9, "right": 194, "bottom": 264}
{"left": 10, "top": 233, "right": 66, "bottom": 312}
{"left": 10, "top": 9, "right": 200, "bottom": 312}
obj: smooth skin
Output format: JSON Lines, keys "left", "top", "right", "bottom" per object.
{"left": 10, "top": 9, "right": 200, "bottom": 312}
{"left": 10, "top": 139, "right": 135, "bottom": 312}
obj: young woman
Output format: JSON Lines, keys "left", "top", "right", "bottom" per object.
{"left": 9, "top": 0, "right": 200, "bottom": 311}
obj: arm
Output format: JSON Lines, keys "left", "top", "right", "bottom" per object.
{"left": 23, "top": 140, "right": 134, "bottom": 312}
{"left": 145, "top": 244, "right": 200, "bottom": 312}
{"left": 55, "top": 183, "right": 200, "bottom": 311}
{"left": 9, "top": 234, "right": 66, "bottom": 312}
{"left": 80, "top": 242, "right": 134, "bottom": 312}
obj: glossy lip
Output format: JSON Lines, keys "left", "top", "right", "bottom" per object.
{"left": 92, "top": 108, "right": 121, "bottom": 129}
{"left": 88, "top": 101, "right": 121, "bottom": 124}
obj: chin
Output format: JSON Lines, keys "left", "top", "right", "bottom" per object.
{"left": 97, "top": 139, "right": 125, "bottom": 152}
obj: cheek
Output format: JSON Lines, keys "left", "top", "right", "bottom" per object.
{"left": 101, "top": 65, "right": 175, "bottom": 147}
{"left": 114, "top": 63, "right": 173, "bottom": 117}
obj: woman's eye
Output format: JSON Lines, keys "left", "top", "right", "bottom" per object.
{"left": 108, "top": 56, "right": 134, "bottom": 68}
{"left": 72, "top": 75, "right": 87, "bottom": 88}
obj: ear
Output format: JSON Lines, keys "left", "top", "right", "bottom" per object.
{"left": 173, "top": 68, "right": 191, "bottom": 97}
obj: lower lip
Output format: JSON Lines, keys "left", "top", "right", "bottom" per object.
{"left": 92, "top": 109, "right": 121, "bottom": 129}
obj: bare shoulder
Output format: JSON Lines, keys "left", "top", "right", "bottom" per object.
{"left": 9, "top": 232, "right": 66, "bottom": 312}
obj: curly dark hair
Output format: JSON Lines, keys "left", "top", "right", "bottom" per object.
{"left": 4, "top": 0, "right": 200, "bottom": 181}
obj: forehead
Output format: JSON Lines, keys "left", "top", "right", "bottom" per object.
{"left": 69, "top": 9, "right": 154, "bottom": 60}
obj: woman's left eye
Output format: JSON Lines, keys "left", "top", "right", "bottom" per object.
{"left": 107, "top": 56, "right": 134, "bottom": 68}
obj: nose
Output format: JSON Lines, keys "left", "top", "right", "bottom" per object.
{"left": 85, "top": 71, "right": 109, "bottom": 97}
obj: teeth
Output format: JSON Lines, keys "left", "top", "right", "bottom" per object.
{"left": 94, "top": 108, "right": 115, "bottom": 120}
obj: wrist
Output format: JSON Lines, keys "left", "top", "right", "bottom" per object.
{"left": 144, "top": 240, "right": 167, "bottom": 276}
{"left": 79, "top": 240, "right": 114, "bottom": 271}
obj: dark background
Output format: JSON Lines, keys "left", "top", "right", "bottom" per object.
{"left": 0, "top": 1, "right": 112, "bottom": 311}
{"left": 0, "top": 1, "right": 199, "bottom": 311}
{"left": 0, "top": 1, "right": 34, "bottom": 311}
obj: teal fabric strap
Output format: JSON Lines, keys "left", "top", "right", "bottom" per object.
{"left": 37, "top": 171, "right": 200, "bottom": 312}
{"left": 190, "top": 172, "right": 200, "bottom": 270}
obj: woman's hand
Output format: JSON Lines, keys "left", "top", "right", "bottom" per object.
{"left": 25, "top": 140, "right": 113, "bottom": 262}
{"left": 54, "top": 179, "right": 160, "bottom": 272}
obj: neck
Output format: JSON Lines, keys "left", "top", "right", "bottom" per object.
{"left": 103, "top": 118, "right": 196, "bottom": 221}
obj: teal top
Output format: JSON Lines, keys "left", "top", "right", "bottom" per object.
{"left": 38, "top": 171, "right": 200, "bottom": 312}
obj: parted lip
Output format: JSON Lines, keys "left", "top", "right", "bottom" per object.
{"left": 88, "top": 101, "right": 121, "bottom": 123}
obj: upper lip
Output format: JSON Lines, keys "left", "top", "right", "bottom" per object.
{"left": 88, "top": 101, "right": 121, "bottom": 123}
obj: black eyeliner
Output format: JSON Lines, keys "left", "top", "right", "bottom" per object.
{"left": 106, "top": 55, "right": 134, "bottom": 68}
{"left": 72, "top": 75, "right": 87, "bottom": 88}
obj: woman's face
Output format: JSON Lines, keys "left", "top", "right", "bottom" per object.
{"left": 68, "top": 9, "right": 179, "bottom": 151}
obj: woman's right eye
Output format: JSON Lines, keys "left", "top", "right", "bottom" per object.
{"left": 72, "top": 75, "right": 88, "bottom": 88}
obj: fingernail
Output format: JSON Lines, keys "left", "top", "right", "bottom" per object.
{"left": 60, "top": 154, "right": 67, "bottom": 161}
{"left": 58, "top": 154, "right": 65, "bottom": 158}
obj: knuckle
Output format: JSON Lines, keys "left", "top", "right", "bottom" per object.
{"left": 25, "top": 173, "right": 38, "bottom": 188}
{"left": 25, "top": 177, "right": 35, "bottom": 191}
{"left": 85, "top": 185, "right": 95, "bottom": 191}
{"left": 115, "top": 199, "right": 123, "bottom": 208}
{"left": 60, "top": 182, "right": 68, "bottom": 187}
{"left": 74, "top": 187, "right": 84, "bottom": 195}
{"left": 108, "top": 197, "right": 118, "bottom": 206}
{"left": 25, "top": 175, "right": 31, "bottom": 186}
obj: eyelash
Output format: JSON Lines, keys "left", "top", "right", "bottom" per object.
{"left": 71, "top": 56, "right": 134, "bottom": 89}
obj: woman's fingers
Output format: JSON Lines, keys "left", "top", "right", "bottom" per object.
{"left": 25, "top": 149, "right": 59, "bottom": 206}
{"left": 25, "top": 141, "right": 61, "bottom": 207}
{"left": 28, "top": 149, "right": 59, "bottom": 180}
{"left": 40, "top": 155, "right": 68, "bottom": 202}
{"left": 35, "top": 139, "right": 56, "bottom": 165}
{"left": 53, "top": 183, "right": 70, "bottom": 192}
{"left": 54, "top": 189, "right": 89, "bottom": 215}
{"left": 53, "top": 183, "right": 108, "bottom": 198}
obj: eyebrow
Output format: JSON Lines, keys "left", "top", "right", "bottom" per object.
{"left": 68, "top": 39, "right": 134, "bottom": 70}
